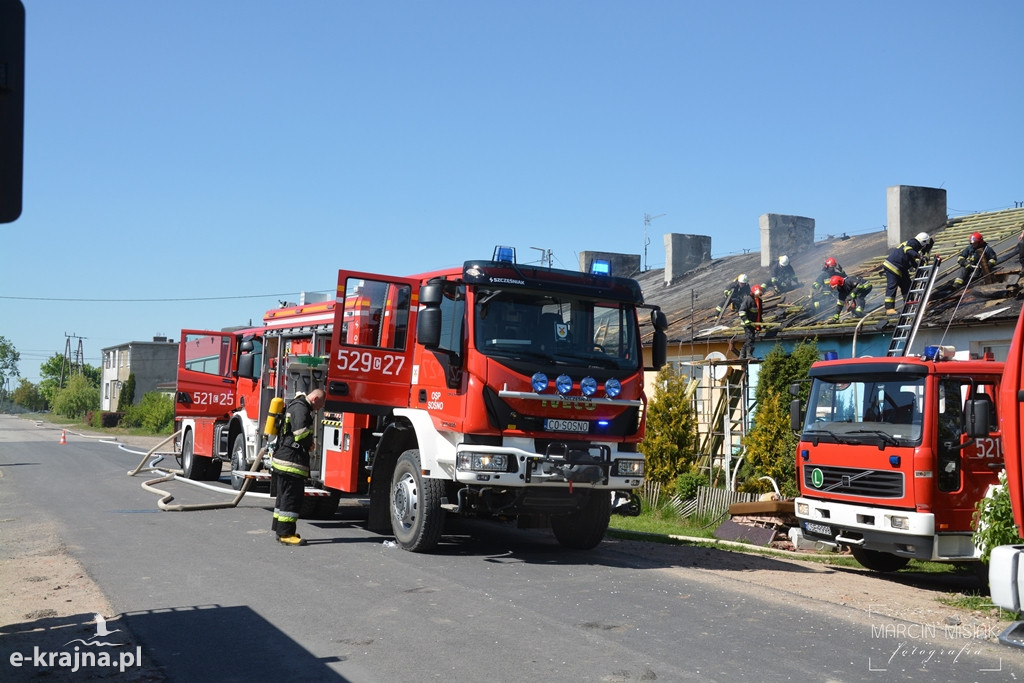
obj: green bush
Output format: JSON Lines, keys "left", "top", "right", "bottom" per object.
{"left": 974, "top": 471, "right": 1023, "bottom": 564}
{"left": 674, "top": 470, "right": 709, "bottom": 500}
{"left": 135, "top": 391, "right": 175, "bottom": 434}
{"left": 51, "top": 374, "right": 100, "bottom": 419}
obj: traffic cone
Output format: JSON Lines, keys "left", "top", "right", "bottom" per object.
{"left": 59, "top": 430, "right": 67, "bottom": 445}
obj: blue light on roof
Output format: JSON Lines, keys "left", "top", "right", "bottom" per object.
{"left": 493, "top": 246, "right": 516, "bottom": 263}
{"left": 590, "top": 259, "right": 611, "bottom": 275}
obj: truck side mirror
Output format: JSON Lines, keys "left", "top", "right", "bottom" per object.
{"left": 417, "top": 283, "right": 443, "bottom": 349}
{"left": 790, "top": 398, "right": 803, "bottom": 431}
{"left": 650, "top": 309, "right": 668, "bottom": 370}
{"left": 963, "top": 398, "right": 991, "bottom": 438}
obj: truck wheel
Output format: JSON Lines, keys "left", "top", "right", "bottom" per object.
{"left": 551, "top": 491, "right": 611, "bottom": 550}
{"left": 850, "top": 546, "right": 910, "bottom": 572}
{"left": 180, "top": 430, "right": 209, "bottom": 480}
{"left": 230, "top": 433, "right": 248, "bottom": 490}
{"left": 390, "top": 449, "right": 444, "bottom": 552}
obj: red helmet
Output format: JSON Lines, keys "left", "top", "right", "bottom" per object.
{"left": 829, "top": 275, "right": 844, "bottom": 288}
{"left": 824, "top": 257, "right": 837, "bottom": 269}
{"left": 970, "top": 231, "right": 984, "bottom": 247}
{"left": 751, "top": 285, "right": 763, "bottom": 297}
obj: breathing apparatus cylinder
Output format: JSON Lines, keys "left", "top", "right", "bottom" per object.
{"left": 264, "top": 397, "right": 285, "bottom": 436}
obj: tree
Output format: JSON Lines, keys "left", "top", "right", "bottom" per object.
{"left": 12, "top": 378, "right": 46, "bottom": 411}
{"left": 117, "top": 373, "right": 136, "bottom": 411}
{"left": 740, "top": 340, "right": 819, "bottom": 497}
{"left": 38, "top": 352, "right": 100, "bottom": 406}
{"left": 51, "top": 373, "right": 100, "bottom": 419}
{"left": 974, "top": 471, "right": 1024, "bottom": 564}
{"left": 640, "top": 364, "right": 699, "bottom": 489}
{"left": 0, "top": 335, "right": 19, "bottom": 391}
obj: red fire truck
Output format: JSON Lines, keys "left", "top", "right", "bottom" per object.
{"left": 175, "top": 248, "right": 667, "bottom": 551}
{"left": 791, "top": 347, "right": 1004, "bottom": 571}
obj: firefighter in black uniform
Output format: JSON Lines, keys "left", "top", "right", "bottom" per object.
{"left": 737, "top": 285, "right": 763, "bottom": 359}
{"left": 716, "top": 273, "right": 751, "bottom": 315}
{"left": 828, "top": 274, "right": 872, "bottom": 322}
{"left": 766, "top": 255, "right": 799, "bottom": 294}
{"left": 953, "top": 231, "right": 998, "bottom": 288}
{"left": 811, "top": 257, "right": 845, "bottom": 311}
{"left": 272, "top": 388, "right": 326, "bottom": 546}
{"left": 882, "top": 232, "right": 933, "bottom": 314}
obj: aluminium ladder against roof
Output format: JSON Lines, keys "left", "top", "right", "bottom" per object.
{"left": 886, "top": 255, "right": 942, "bottom": 357}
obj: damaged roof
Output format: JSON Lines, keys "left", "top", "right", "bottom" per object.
{"left": 636, "top": 207, "right": 1024, "bottom": 350}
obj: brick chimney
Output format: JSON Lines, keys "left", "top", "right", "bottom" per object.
{"left": 759, "top": 214, "right": 815, "bottom": 268}
{"left": 663, "top": 233, "right": 712, "bottom": 285}
{"left": 886, "top": 185, "right": 947, "bottom": 248}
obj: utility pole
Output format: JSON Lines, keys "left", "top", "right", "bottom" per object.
{"left": 643, "top": 212, "right": 666, "bottom": 271}
{"left": 60, "top": 333, "right": 86, "bottom": 388}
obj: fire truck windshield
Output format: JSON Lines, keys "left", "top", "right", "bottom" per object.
{"left": 802, "top": 375, "right": 924, "bottom": 445}
{"left": 474, "top": 290, "right": 639, "bottom": 371}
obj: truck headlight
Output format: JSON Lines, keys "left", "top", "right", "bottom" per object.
{"left": 613, "top": 459, "right": 644, "bottom": 477}
{"left": 457, "top": 452, "right": 508, "bottom": 472}
{"left": 889, "top": 516, "right": 910, "bottom": 530}
{"left": 797, "top": 502, "right": 809, "bottom": 515}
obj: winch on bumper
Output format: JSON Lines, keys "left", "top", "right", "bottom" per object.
{"left": 453, "top": 441, "right": 644, "bottom": 488}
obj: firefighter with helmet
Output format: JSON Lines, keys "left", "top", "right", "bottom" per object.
{"left": 716, "top": 273, "right": 751, "bottom": 315}
{"left": 828, "top": 274, "right": 872, "bottom": 322}
{"left": 737, "top": 285, "right": 763, "bottom": 359}
{"left": 882, "top": 231, "right": 933, "bottom": 314}
{"left": 953, "top": 231, "right": 998, "bottom": 288}
{"left": 271, "top": 388, "right": 326, "bottom": 546}
{"left": 811, "top": 257, "right": 846, "bottom": 310}
{"left": 765, "top": 254, "right": 799, "bottom": 294}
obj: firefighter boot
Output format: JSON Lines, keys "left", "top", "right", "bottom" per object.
{"left": 277, "top": 535, "right": 307, "bottom": 546}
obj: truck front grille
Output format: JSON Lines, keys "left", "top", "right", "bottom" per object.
{"left": 802, "top": 465, "right": 904, "bottom": 498}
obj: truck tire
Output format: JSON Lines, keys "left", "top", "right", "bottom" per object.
{"left": 230, "top": 433, "right": 247, "bottom": 490}
{"left": 551, "top": 491, "right": 611, "bottom": 550}
{"left": 390, "top": 449, "right": 444, "bottom": 552}
{"left": 850, "top": 546, "right": 910, "bottom": 573}
{"left": 180, "top": 430, "right": 210, "bottom": 481}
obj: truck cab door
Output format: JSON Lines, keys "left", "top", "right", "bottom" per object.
{"left": 326, "top": 270, "right": 420, "bottom": 414}
{"left": 176, "top": 330, "right": 240, "bottom": 419}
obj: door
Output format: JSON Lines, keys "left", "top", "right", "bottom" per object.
{"left": 327, "top": 270, "right": 420, "bottom": 413}
{"left": 176, "top": 330, "right": 241, "bottom": 420}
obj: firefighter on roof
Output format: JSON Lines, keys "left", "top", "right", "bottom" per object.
{"left": 271, "top": 388, "right": 326, "bottom": 546}
{"left": 953, "top": 231, "right": 998, "bottom": 288}
{"left": 811, "top": 257, "right": 846, "bottom": 310}
{"left": 882, "top": 232, "right": 933, "bottom": 314}
{"left": 737, "top": 285, "right": 763, "bottom": 360}
{"left": 716, "top": 273, "right": 751, "bottom": 315}
{"left": 765, "top": 255, "right": 799, "bottom": 294}
{"left": 828, "top": 274, "right": 872, "bottom": 322}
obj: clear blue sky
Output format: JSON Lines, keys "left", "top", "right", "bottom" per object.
{"left": 2, "top": 1, "right": 1021, "bottom": 384}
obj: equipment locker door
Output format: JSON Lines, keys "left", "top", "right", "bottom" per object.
{"left": 327, "top": 270, "right": 420, "bottom": 413}
{"left": 176, "top": 330, "right": 241, "bottom": 419}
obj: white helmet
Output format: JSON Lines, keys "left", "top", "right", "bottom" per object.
{"left": 915, "top": 232, "right": 930, "bottom": 243}
{"left": 778, "top": 255, "right": 789, "bottom": 266}
{"left": 737, "top": 273, "right": 748, "bottom": 284}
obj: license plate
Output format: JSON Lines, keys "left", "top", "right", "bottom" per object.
{"left": 545, "top": 419, "right": 589, "bottom": 433}
{"left": 803, "top": 521, "right": 834, "bottom": 537}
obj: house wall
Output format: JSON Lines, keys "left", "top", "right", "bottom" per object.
{"left": 101, "top": 341, "right": 179, "bottom": 411}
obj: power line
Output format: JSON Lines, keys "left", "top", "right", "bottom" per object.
{"left": 0, "top": 292, "right": 300, "bottom": 303}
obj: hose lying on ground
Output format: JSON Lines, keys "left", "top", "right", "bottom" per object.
{"left": 127, "top": 429, "right": 270, "bottom": 511}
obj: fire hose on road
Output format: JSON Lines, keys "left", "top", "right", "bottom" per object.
{"left": 126, "top": 429, "right": 271, "bottom": 511}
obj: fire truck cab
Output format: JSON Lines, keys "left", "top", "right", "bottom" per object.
{"left": 792, "top": 346, "right": 1003, "bottom": 572}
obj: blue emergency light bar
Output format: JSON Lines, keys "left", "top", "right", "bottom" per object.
{"left": 590, "top": 259, "right": 611, "bottom": 275}
{"left": 493, "top": 245, "right": 516, "bottom": 263}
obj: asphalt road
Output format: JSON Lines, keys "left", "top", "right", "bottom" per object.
{"left": 0, "top": 416, "right": 1020, "bottom": 682}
